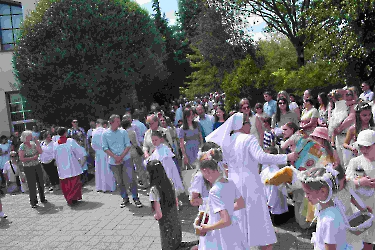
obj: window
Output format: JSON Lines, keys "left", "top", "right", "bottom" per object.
{"left": 6, "top": 91, "right": 36, "bottom": 132}
{"left": 0, "top": 1, "right": 22, "bottom": 51}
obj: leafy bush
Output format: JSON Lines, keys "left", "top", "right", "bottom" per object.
{"left": 13, "top": 0, "right": 167, "bottom": 125}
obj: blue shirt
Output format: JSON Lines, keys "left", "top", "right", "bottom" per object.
{"left": 263, "top": 99, "right": 277, "bottom": 117}
{"left": 174, "top": 107, "right": 183, "bottom": 126}
{"left": 197, "top": 114, "right": 215, "bottom": 136}
{"left": 102, "top": 128, "right": 131, "bottom": 165}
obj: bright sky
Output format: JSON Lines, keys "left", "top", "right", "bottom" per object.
{"left": 134, "top": 0, "right": 267, "bottom": 41}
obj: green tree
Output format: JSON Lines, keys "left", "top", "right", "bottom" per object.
{"left": 181, "top": 46, "right": 221, "bottom": 99}
{"left": 210, "top": 0, "right": 338, "bottom": 68}
{"left": 151, "top": 0, "right": 192, "bottom": 103}
{"left": 13, "top": 0, "right": 166, "bottom": 125}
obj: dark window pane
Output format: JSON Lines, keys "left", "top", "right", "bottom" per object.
{"left": 9, "top": 103, "right": 22, "bottom": 112}
{"left": 0, "top": 15, "right": 12, "bottom": 29}
{"left": 2, "top": 43, "right": 14, "bottom": 50}
{"left": 12, "top": 123, "right": 25, "bottom": 133}
{"left": 0, "top": 4, "right": 10, "bottom": 15}
{"left": 13, "top": 15, "right": 22, "bottom": 28}
{"left": 10, "top": 6, "right": 22, "bottom": 15}
{"left": 25, "top": 122, "right": 36, "bottom": 131}
{"left": 10, "top": 111, "right": 24, "bottom": 121}
{"left": 1, "top": 29, "right": 13, "bottom": 43}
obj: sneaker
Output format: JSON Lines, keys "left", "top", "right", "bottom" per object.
{"left": 120, "top": 198, "right": 130, "bottom": 208}
{"left": 49, "top": 187, "right": 54, "bottom": 192}
{"left": 134, "top": 199, "right": 143, "bottom": 208}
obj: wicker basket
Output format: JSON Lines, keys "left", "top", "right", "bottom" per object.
{"left": 347, "top": 211, "right": 374, "bottom": 236}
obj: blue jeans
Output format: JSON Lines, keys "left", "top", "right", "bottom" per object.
{"left": 110, "top": 159, "right": 138, "bottom": 200}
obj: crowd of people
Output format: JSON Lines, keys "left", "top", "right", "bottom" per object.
{"left": 1, "top": 85, "right": 375, "bottom": 249}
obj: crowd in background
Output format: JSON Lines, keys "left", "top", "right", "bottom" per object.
{"left": 0, "top": 83, "right": 375, "bottom": 249}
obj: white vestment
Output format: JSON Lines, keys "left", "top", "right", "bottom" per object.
{"left": 53, "top": 139, "right": 85, "bottom": 179}
{"left": 91, "top": 127, "right": 116, "bottom": 192}
{"left": 227, "top": 133, "right": 287, "bottom": 247}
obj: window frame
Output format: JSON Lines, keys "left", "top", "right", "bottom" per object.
{"left": 6, "top": 90, "right": 36, "bottom": 133}
{"left": 0, "top": 0, "right": 22, "bottom": 51}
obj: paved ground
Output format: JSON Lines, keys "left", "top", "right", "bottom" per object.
{"left": 0, "top": 177, "right": 315, "bottom": 250}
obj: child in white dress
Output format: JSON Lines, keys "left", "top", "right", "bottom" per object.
{"left": 345, "top": 129, "right": 375, "bottom": 250}
{"left": 299, "top": 166, "right": 350, "bottom": 249}
{"left": 260, "top": 147, "right": 288, "bottom": 218}
{"left": 148, "top": 130, "right": 184, "bottom": 195}
{"left": 3, "top": 151, "right": 21, "bottom": 193}
{"left": 196, "top": 159, "right": 248, "bottom": 250}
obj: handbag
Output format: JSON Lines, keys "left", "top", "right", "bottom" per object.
{"left": 130, "top": 142, "right": 144, "bottom": 157}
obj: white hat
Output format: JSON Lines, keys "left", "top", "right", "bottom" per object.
{"left": 355, "top": 130, "right": 375, "bottom": 147}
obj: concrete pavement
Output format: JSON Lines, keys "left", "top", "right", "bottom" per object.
{"left": 0, "top": 179, "right": 314, "bottom": 249}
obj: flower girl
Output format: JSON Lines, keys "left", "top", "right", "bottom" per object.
{"left": 196, "top": 158, "right": 248, "bottom": 249}
{"left": 147, "top": 130, "right": 184, "bottom": 195}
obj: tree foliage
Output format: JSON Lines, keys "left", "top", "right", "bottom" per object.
{"left": 13, "top": 0, "right": 167, "bottom": 125}
{"left": 151, "top": 0, "right": 192, "bottom": 103}
{"left": 209, "top": 0, "right": 338, "bottom": 68}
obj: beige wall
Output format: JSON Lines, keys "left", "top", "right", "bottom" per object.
{"left": 0, "top": 0, "right": 38, "bottom": 135}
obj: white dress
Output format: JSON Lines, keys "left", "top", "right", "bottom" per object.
{"left": 198, "top": 179, "right": 248, "bottom": 250}
{"left": 345, "top": 155, "right": 375, "bottom": 244}
{"left": 227, "top": 132, "right": 287, "bottom": 247}
{"left": 311, "top": 205, "right": 350, "bottom": 250}
{"left": 260, "top": 164, "right": 288, "bottom": 215}
{"left": 91, "top": 127, "right": 116, "bottom": 192}
{"left": 148, "top": 144, "right": 185, "bottom": 194}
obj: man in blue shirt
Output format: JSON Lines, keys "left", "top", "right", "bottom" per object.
{"left": 102, "top": 114, "right": 143, "bottom": 208}
{"left": 196, "top": 104, "right": 214, "bottom": 138}
{"left": 263, "top": 91, "right": 277, "bottom": 118}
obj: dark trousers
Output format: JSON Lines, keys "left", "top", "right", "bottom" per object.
{"left": 23, "top": 164, "right": 46, "bottom": 205}
{"left": 41, "top": 160, "right": 60, "bottom": 186}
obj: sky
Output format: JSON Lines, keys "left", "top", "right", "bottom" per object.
{"left": 134, "top": 0, "right": 268, "bottom": 41}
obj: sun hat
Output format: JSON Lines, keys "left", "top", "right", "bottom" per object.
{"left": 355, "top": 130, "right": 375, "bottom": 147}
{"left": 310, "top": 127, "right": 329, "bottom": 141}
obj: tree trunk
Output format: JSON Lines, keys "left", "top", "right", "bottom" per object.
{"left": 295, "top": 43, "right": 305, "bottom": 68}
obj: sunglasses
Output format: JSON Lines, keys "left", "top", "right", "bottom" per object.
{"left": 243, "top": 121, "right": 250, "bottom": 125}
{"left": 278, "top": 102, "right": 286, "bottom": 105}
{"left": 160, "top": 120, "right": 165, "bottom": 122}
{"left": 72, "top": 121, "right": 78, "bottom": 123}
{"left": 241, "top": 106, "right": 250, "bottom": 110}
{"left": 255, "top": 107, "right": 262, "bottom": 109}
{"left": 346, "top": 93, "right": 353, "bottom": 96}
{"left": 11, "top": 155, "right": 17, "bottom": 158}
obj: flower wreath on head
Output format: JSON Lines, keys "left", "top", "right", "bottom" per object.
{"left": 197, "top": 147, "right": 223, "bottom": 163}
{"left": 298, "top": 164, "right": 339, "bottom": 204}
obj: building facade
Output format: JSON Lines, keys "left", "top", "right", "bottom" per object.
{"left": 0, "top": 0, "right": 38, "bottom": 136}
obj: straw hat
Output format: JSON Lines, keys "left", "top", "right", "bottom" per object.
{"left": 310, "top": 127, "right": 329, "bottom": 141}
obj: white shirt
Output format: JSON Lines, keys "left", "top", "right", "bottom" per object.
{"left": 53, "top": 139, "right": 85, "bottom": 179}
{"left": 359, "top": 90, "right": 374, "bottom": 102}
{"left": 3, "top": 160, "right": 19, "bottom": 182}
{"left": 39, "top": 140, "right": 54, "bottom": 164}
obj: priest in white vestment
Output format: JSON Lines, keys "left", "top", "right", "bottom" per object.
{"left": 91, "top": 119, "right": 116, "bottom": 192}
{"left": 53, "top": 127, "right": 86, "bottom": 205}
{"left": 206, "top": 113, "right": 298, "bottom": 249}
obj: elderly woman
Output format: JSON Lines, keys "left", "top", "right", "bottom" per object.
{"left": 206, "top": 113, "right": 297, "bottom": 249}
{"left": 53, "top": 127, "right": 86, "bottom": 206}
{"left": 18, "top": 130, "right": 46, "bottom": 208}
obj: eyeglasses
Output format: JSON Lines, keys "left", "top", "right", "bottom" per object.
{"left": 278, "top": 102, "right": 286, "bottom": 105}
{"left": 241, "top": 106, "right": 250, "bottom": 110}
{"left": 72, "top": 121, "right": 78, "bottom": 123}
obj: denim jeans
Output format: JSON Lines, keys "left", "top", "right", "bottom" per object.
{"left": 110, "top": 159, "right": 138, "bottom": 200}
